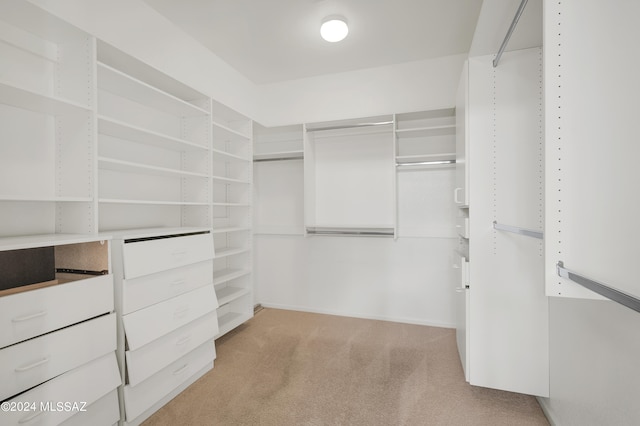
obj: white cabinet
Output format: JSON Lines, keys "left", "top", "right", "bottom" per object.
{"left": 458, "top": 49, "right": 548, "bottom": 397}
{"left": 453, "top": 252, "right": 469, "bottom": 381}
{"left": 111, "top": 229, "right": 219, "bottom": 425}
{"left": 0, "top": 235, "right": 120, "bottom": 426}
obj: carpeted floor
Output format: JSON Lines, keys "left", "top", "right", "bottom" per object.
{"left": 143, "top": 308, "right": 549, "bottom": 426}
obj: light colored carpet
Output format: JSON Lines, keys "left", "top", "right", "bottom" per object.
{"left": 143, "top": 308, "right": 549, "bottom": 426}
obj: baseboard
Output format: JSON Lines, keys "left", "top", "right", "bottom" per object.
{"left": 258, "top": 302, "right": 456, "bottom": 329}
{"left": 537, "top": 397, "right": 559, "bottom": 426}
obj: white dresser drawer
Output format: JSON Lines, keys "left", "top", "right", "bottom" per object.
{"left": 0, "top": 313, "right": 116, "bottom": 401}
{"left": 3, "top": 352, "right": 121, "bottom": 426}
{"left": 126, "top": 312, "right": 218, "bottom": 386}
{"left": 60, "top": 389, "right": 120, "bottom": 426}
{"left": 122, "top": 260, "right": 213, "bottom": 314}
{"left": 122, "top": 233, "right": 214, "bottom": 279}
{"left": 122, "top": 284, "right": 218, "bottom": 351}
{"left": 0, "top": 274, "right": 114, "bottom": 349}
{"left": 123, "top": 342, "right": 215, "bottom": 421}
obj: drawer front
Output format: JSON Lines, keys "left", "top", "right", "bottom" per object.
{"left": 0, "top": 313, "right": 116, "bottom": 401}
{"left": 3, "top": 352, "right": 121, "bottom": 426}
{"left": 122, "top": 233, "right": 214, "bottom": 279}
{"left": 126, "top": 312, "right": 218, "bottom": 386}
{"left": 123, "top": 260, "right": 213, "bottom": 315}
{"left": 123, "top": 342, "right": 215, "bottom": 421}
{"left": 456, "top": 217, "right": 470, "bottom": 238}
{"left": 60, "top": 389, "right": 120, "bottom": 426}
{"left": 0, "top": 274, "right": 114, "bottom": 349}
{"left": 123, "top": 285, "right": 218, "bottom": 351}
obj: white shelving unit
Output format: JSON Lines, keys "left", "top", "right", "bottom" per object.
{"left": 211, "top": 100, "right": 254, "bottom": 337}
{"left": 0, "top": 0, "right": 96, "bottom": 237}
{"left": 395, "top": 109, "right": 456, "bottom": 167}
{"left": 96, "top": 41, "right": 212, "bottom": 232}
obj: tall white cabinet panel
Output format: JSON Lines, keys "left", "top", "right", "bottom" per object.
{"left": 211, "top": 101, "right": 254, "bottom": 337}
{"left": 0, "top": 0, "right": 96, "bottom": 237}
{"left": 466, "top": 49, "right": 548, "bottom": 397}
{"left": 545, "top": 0, "right": 640, "bottom": 301}
{"left": 111, "top": 228, "right": 218, "bottom": 426}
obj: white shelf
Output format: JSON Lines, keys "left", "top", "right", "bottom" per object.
{"left": 211, "top": 202, "right": 250, "bottom": 207}
{"left": 0, "top": 196, "right": 92, "bottom": 202}
{"left": 395, "top": 124, "right": 455, "bottom": 138}
{"left": 211, "top": 175, "right": 250, "bottom": 185}
{"left": 98, "top": 116, "right": 208, "bottom": 152}
{"left": 98, "top": 157, "right": 209, "bottom": 179}
{"left": 396, "top": 153, "right": 456, "bottom": 163}
{"left": 97, "top": 62, "right": 209, "bottom": 117}
{"left": 215, "top": 286, "right": 250, "bottom": 306}
{"left": 212, "top": 121, "right": 251, "bottom": 142}
{"left": 215, "top": 247, "right": 250, "bottom": 258}
{"left": 212, "top": 268, "right": 251, "bottom": 285}
{"left": 210, "top": 227, "right": 250, "bottom": 234}
{"left": 216, "top": 311, "right": 252, "bottom": 337}
{"left": 0, "top": 80, "right": 90, "bottom": 115}
{"left": 253, "top": 151, "right": 304, "bottom": 161}
{"left": 0, "top": 233, "right": 111, "bottom": 252}
{"left": 211, "top": 147, "right": 250, "bottom": 162}
{"left": 99, "top": 198, "right": 209, "bottom": 206}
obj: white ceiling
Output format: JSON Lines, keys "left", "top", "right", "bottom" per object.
{"left": 142, "top": 0, "right": 485, "bottom": 84}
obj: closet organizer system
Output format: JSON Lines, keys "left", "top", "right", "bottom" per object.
{"left": 254, "top": 110, "right": 457, "bottom": 238}
{"left": 0, "top": 1, "right": 252, "bottom": 425}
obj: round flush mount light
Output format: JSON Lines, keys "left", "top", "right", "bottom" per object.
{"left": 320, "top": 17, "right": 349, "bottom": 42}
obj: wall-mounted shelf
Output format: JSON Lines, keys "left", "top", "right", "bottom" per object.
{"left": 395, "top": 109, "right": 456, "bottom": 165}
{"left": 0, "top": 81, "right": 91, "bottom": 115}
{"left": 98, "top": 116, "right": 208, "bottom": 152}
{"left": 99, "top": 157, "right": 210, "bottom": 179}
{"left": 97, "top": 62, "right": 209, "bottom": 117}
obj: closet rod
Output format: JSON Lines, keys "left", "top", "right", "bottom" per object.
{"left": 306, "top": 227, "right": 394, "bottom": 237}
{"left": 493, "top": 221, "right": 543, "bottom": 239}
{"left": 253, "top": 156, "right": 303, "bottom": 163}
{"left": 306, "top": 121, "right": 393, "bottom": 132}
{"left": 557, "top": 261, "right": 640, "bottom": 314}
{"left": 396, "top": 160, "right": 456, "bottom": 167}
{"left": 493, "top": 0, "right": 529, "bottom": 67}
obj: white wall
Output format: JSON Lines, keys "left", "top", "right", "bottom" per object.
{"left": 256, "top": 54, "right": 465, "bottom": 126}
{"left": 255, "top": 235, "right": 458, "bottom": 327}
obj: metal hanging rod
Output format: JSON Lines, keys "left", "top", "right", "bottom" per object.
{"left": 396, "top": 160, "right": 456, "bottom": 167}
{"left": 253, "top": 156, "right": 303, "bottom": 163}
{"left": 306, "top": 227, "right": 394, "bottom": 237}
{"left": 493, "top": 221, "right": 543, "bottom": 239}
{"left": 306, "top": 121, "right": 393, "bottom": 133}
{"left": 493, "top": 0, "right": 529, "bottom": 67}
{"left": 557, "top": 261, "right": 640, "bottom": 314}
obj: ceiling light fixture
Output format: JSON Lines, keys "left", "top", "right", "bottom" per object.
{"left": 320, "top": 17, "right": 348, "bottom": 43}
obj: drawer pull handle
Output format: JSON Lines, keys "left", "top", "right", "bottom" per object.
{"left": 453, "top": 264, "right": 460, "bottom": 269}
{"left": 175, "top": 335, "right": 192, "bottom": 346}
{"left": 18, "top": 411, "right": 43, "bottom": 424}
{"left": 15, "top": 357, "right": 50, "bottom": 372}
{"left": 455, "top": 287, "right": 466, "bottom": 293}
{"left": 12, "top": 311, "right": 47, "bottom": 322}
{"left": 173, "top": 364, "right": 189, "bottom": 376}
{"left": 173, "top": 307, "right": 189, "bottom": 318}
